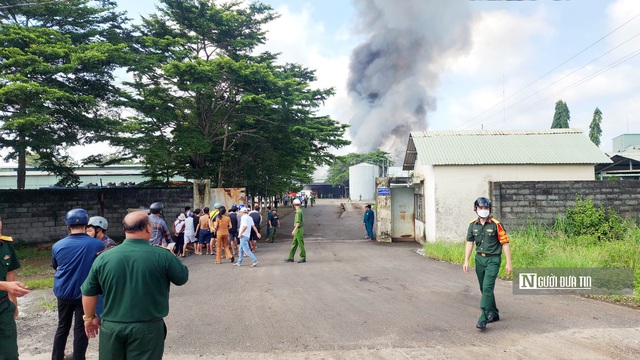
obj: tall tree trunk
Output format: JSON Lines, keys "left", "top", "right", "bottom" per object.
{"left": 17, "top": 135, "right": 26, "bottom": 190}
{"left": 218, "top": 126, "right": 229, "bottom": 188}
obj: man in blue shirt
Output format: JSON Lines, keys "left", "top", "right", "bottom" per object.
{"left": 363, "top": 205, "right": 375, "bottom": 240}
{"left": 51, "top": 209, "right": 104, "bottom": 360}
{"left": 149, "top": 202, "right": 172, "bottom": 247}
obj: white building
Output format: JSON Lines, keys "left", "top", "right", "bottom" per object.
{"left": 0, "top": 164, "right": 186, "bottom": 189}
{"left": 402, "top": 129, "right": 612, "bottom": 243}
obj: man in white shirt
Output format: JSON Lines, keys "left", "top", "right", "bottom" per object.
{"left": 236, "top": 208, "right": 260, "bottom": 267}
{"left": 182, "top": 209, "right": 198, "bottom": 256}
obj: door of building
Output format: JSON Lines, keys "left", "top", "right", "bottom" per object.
{"left": 391, "top": 187, "right": 415, "bottom": 241}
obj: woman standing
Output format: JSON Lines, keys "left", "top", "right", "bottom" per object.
{"left": 214, "top": 206, "right": 234, "bottom": 264}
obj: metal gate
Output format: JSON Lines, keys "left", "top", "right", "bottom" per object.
{"left": 391, "top": 187, "right": 415, "bottom": 241}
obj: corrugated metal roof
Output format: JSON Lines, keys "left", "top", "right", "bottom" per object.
{"left": 610, "top": 152, "right": 640, "bottom": 162}
{"left": 403, "top": 129, "right": 612, "bottom": 169}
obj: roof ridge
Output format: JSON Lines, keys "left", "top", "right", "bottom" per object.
{"left": 411, "top": 129, "right": 584, "bottom": 137}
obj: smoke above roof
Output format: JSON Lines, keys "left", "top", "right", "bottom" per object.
{"left": 347, "top": 0, "right": 473, "bottom": 162}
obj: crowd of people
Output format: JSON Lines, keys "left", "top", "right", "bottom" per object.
{"left": 0, "top": 196, "right": 313, "bottom": 359}
{"left": 165, "top": 202, "right": 283, "bottom": 262}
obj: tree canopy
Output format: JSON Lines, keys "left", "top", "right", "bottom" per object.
{"left": 107, "top": 0, "right": 349, "bottom": 197}
{"left": 0, "top": 0, "right": 130, "bottom": 188}
{"left": 589, "top": 107, "right": 603, "bottom": 147}
{"left": 0, "top": 0, "right": 350, "bottom": 193}
{"left": 551, "top": 100, "right": 570, "bottom": 129}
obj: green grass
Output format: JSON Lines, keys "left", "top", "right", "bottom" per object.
{"left": 424, "top": 223, "right": 640, "bottom": 305}
{"left": 38, "top": 294, "right": 57, "bottom": 311}
{"left": 14, "top": 242, "right": 55, "bottom": 289}
{"left": 25, "top": 278, "right": 54, "bottom": 290}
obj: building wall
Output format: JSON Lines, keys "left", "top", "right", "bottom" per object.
{"left": 491, "top": 180, "right": 640, "bottom": 229}
{"left": 375, "top": 178, "right": 392, "bottom": 242}
{"left": 613, "top": 134, "right": 640, "bottom": 152}
{"left": 0, "top": 188, "right": 193, "bottom": 244}
{"left": 415, "top": 164, "right": 596, "bottom": 243}
{"left": 349, "top": 164, "right": 379, "bottom": 201}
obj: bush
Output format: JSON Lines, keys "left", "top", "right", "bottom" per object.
{"left": 556, "top": 198, "right": 626, "bottom": 241}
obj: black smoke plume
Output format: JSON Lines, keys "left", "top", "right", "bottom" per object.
{"left": 348, "top": 0, "right": 472, "bottom": 162}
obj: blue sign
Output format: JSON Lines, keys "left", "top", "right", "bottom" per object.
{"left": 377, "top": 187, "right": 390, "bottom": 197}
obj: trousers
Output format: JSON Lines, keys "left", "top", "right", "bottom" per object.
{"left": 0, "top": 299, "right": 18, "bottom": 360}
{"left": 52, "top": 299, "right": 87, "bottom": 360}
{"left": 215, "top": 234, "right": 233, "bottom": 263}
{"left": 99, "top": 319, "right": 166, "bottom": 360}
{"left": 475, "top": 254, "right": 501, "bottom": 322}
{"left": 288, "top": 228, "right": 306, "bottom": 260}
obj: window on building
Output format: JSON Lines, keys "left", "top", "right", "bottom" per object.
{"left": 414, "top": 194, "right": 423, "bottom": 222}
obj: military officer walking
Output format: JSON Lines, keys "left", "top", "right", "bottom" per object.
{"left": 81, "top": 211, "right": 189, "bottom": 359}
{"left": 463, "top": 197, "right": 512, "bottom": 330}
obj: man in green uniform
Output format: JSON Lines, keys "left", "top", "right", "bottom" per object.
{"left": 285, "top": 198, "right": 306, "bottom": 263}
{"left": 0, "top": 218, "right": 31, "bottom": 360}
{"left": 463, "top": 197, "right": 512, "bottom": 330}
{"left": 81, "top": 211, "right": 189, "bottom": 360}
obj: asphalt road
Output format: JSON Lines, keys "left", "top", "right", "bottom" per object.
{"left": 17, "top": 199, "right": 640, "bottom": 359}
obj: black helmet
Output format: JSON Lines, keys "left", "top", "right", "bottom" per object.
{"left": 150, "top": 202, "right": 164, "bottom": 214}
{"left": 473, "top": 197, "right": 492, "bottom": 212}
{"left": 65, "top": 209, "right": 90, "bottom": 226}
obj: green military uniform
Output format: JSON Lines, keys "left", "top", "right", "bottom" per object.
{"left": 288, "top": 209, "right": 305, "bottom": 261}
{"left": 0, "top": 236, "right": 21, "bottom": 360}
{"left": 81, "top": 239, "right": 189, "bottom": 360}
{"left": 467, "top": 217, "right": 509, "bottom": 323}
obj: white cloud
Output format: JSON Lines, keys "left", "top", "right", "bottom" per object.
{"left": 445, "top": 8, "right": 554, "bottom": 79}
{"left": 256, "top": 3, "right": 356, "bottom": 144}
{"left": 428, "top": 2, "right": 640, "bottom": 152}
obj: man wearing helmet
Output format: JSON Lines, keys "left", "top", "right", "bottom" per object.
{"left": 148, "top": 202, "right": 172, "bottom": 247}
{"left": 51, "top": 209, "right": 105, "bottom": 360}
{"left": 285, "top": 198, "right": 306, "bottom": 263}
{"left": 463, "top": 197, "right": 512, "bottom": 330}
{"left": 87, "top": 216, "right": 116, "bottom": 249}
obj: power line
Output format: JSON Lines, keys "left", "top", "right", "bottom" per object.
{"left": 455, "top": 11, "right": 640, "bottom": 131}
{"left": 460, "top": 29, "right": 640, "bottom": 130}
{"left": 482, "top": 46, "right": 640, "bottom": 130}
{"left": 0, "top": 0, "right": 71, "bottom": 10}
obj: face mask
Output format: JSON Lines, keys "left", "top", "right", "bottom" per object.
{"left": 477, "top": 209, "right": 490, "bottom": 218}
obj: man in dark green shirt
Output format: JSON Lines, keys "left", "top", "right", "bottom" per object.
{"left": 285, "top": 198, "right": 306, "bottom": 263}
{"left": 81, "top": 211, "right": 189, "bottom": 360}
{"left": 463, "top": 197, "right": 512, "bottom": 330}
{"left": 0, "top": 218, "right": 30, "bottom": 360}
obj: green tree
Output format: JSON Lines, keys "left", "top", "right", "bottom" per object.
{"left": 589, "top": 107, "right": 603, "bottom": 146}
{"left": 0, "top": 0, "right": 129, "bottom": 188}
{"left": 118, "top": 0, "right": 348, "bottom": 194}
{"left": 326, "top": 149, "right": 393, "bottom": 186}
{"left": 551, "top": 100, "right": 570, "bottom": 129}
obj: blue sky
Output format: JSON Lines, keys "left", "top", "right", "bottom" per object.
{"left": 110, "top": 0, "right": 640, "bottom": 157}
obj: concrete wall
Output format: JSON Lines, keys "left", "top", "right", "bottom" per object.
{"left": 491, "top": 180, "right": 640, "bottom": 229}
{"left": 375, "top": 177, "right": 392, "bottom": 242}
{"left": 414, "top": 164, "right": 597, "bottom": 243}
{"left": 0, "top": 188, "right": 193, "bottom": 244}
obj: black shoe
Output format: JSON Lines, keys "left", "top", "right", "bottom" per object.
{"left": 487, "top": 314, "right": 500, "bottom": 323}
{"left": 285, "top": 258, "right": 294, "bottom": 262}
{"left": 476, "top": 321, "right": 486, "bottom": 330}
{"left": 230, "top": 256, "right": 235, "bottom": 263}
{"left": 297, "top": 259, "right": 306, "bottom": 263}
